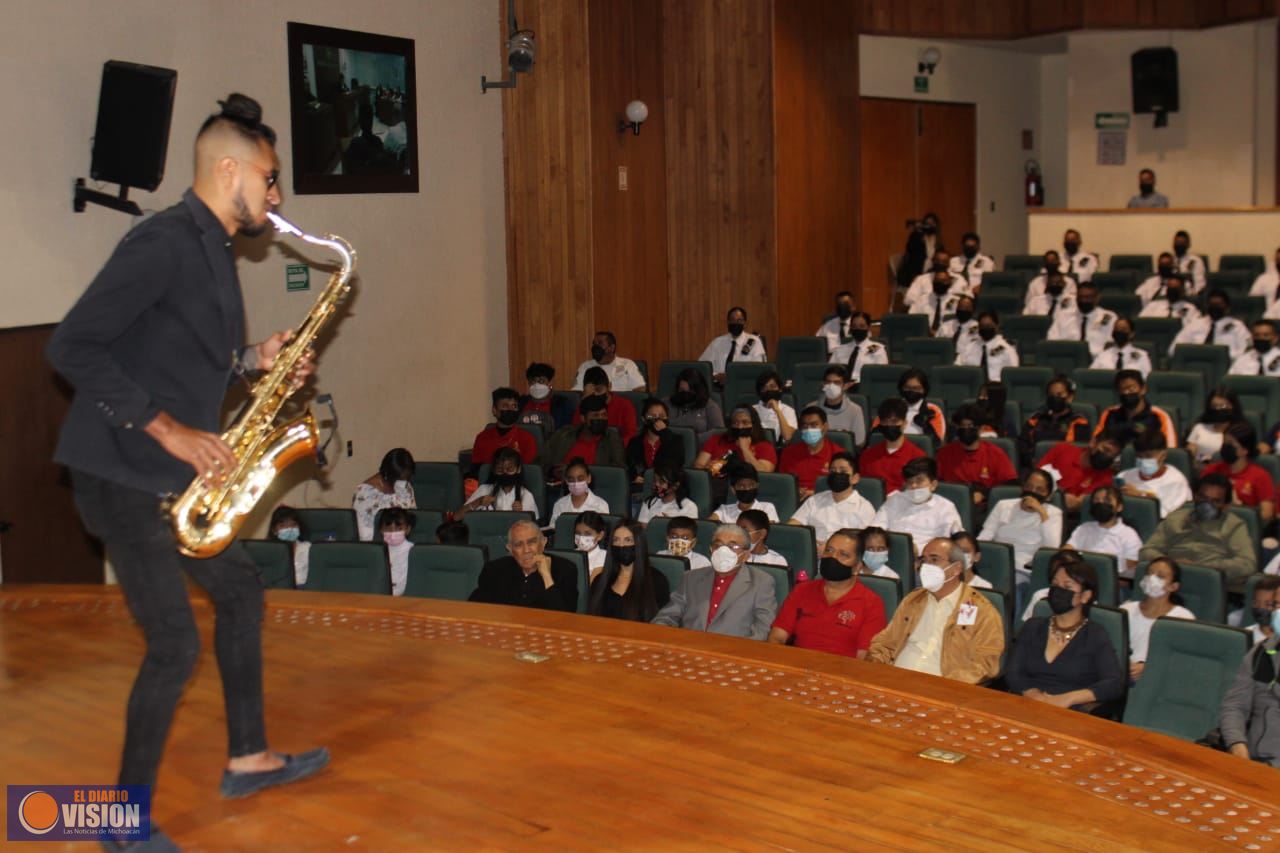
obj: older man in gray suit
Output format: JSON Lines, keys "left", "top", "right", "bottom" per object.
{"left": 651, "top": 524, "right": 777, "bottom": 639}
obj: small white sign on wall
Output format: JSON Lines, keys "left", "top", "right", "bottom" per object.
{"left": 1097, "top": 130, "right": 1127, "bottom": 166}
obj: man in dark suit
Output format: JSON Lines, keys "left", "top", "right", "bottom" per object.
{"left": 470, "top": 519, "right": 579, "bottom": 612}
{"left": 46, "top": 94, "right": 327, "bottom": 838}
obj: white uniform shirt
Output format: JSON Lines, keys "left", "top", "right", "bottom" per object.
{"left": 700, "top": 333, "right": 766, "bottom": 375}
{"left": 956, "top": 335, "right": 1019, "bottom": 382}
{"left": 949, "top": 253, "right": 996, "bottom": 289}
{"left": 948, "top": 321, "right": 982, "bottom": 362}
{"left": 1170, "top": 316, "right": 1249, "bottom": 359}
{"left": 549, "top": 489, "right": 611, "bottom": 526}
{"left": 1139, "top": 299, "right": 1201, "bottom": 326}
{"left": 908, "top": 292, "right": 963, "bottom": 332}
{"left": 637, "top": 496, "right": 700, "bottom": 524}
{"left": 904, "top": 272, "right": 970, "bottom": 312}
{"left": 657, "top": 548, "right": 711, "bottom": 571}
{"left": 871, "top": 492, "right": 963, "bottom": 555}
{"left": 1066, "top": 520, "right": 1143, "bottom": 577}
{"left": 1062, "top": 250, "right": 1100, "bottom": 283}
{"left": 1176, "top": 253, "right": 1206, "bottom": 295}
{"left": 748, "top": 548, "right": 789, "bottom": 567}
{"left": 790, "top": 489, "right": 877, "bottom": 545}
{"left": 292, "top": 540, "right": 312, "bottom": 587}
{"left": 829, "top": 339, "right": 888, "bottom": 382}
{"left": 1121, "top": 601, "right": 1195, "bottom": 663}
{"left": 388, "top": 540, "right": 414, "bottom": 596}
{"left": 1265, "top": 300, "right": 1280, "bottom": 321}
{"left": 1185, "top": 423, "right": 1226, "bottom": 464}
{"left": 893, "top": 585, "right": 964, "bottom": 676}
{"left": 1025, "top": 272, "right": 1077, "bottom": 306}
{"left": 1249, "top": 267, "right": 1280, "bottom": 308}
{"left": 713, "top": 499, "right": 780, "bottom": 523}
{"left": 1117, "top": 465, "right": 1192, "bottom": 518}
{"left": 1230, "top": 348, "right": 1280, "bottom": 377}
{"left": 805, "top": 397, "right": 867, "bottom": 446}
{"left": 1024, "top": 292, "right": 1075, "bottom": 317}
{"left": 1091, "top": 343, "right": 1152, "bottom": 378}
{"left": 753, "top": 401, "right": 797, "bottom": 438}
{"left": 1048, "top": 306, "right": 1118, "bottom": 357}
{"left": 1136, "top": 274, "right": 1166, "bottom": 305}
{"left": 816, "top": 316, "right": 852, "bottom": 354}
{"left": 978, "top": 498, "right": 1064, "bottom": 576}
{"left": 582, "top": 545, "right": 607, "bottom": 581}
{"left": 572, "top": 357, "right": 646, "bottom": 391}
{"left": 465, "top": 483, "right": 541, "bottom": 518}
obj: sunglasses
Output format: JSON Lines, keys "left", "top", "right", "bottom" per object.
{"left": 240, "top": 159, "right": 280, "bottom": 189}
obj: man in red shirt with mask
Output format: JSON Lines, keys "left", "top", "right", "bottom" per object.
{"left": 1035, "top": 430, "right": 1124, "bottom": 513}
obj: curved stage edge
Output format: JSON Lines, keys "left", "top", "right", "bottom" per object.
{"left": 1, "top": 585, "right": 1277, "bottom": 851}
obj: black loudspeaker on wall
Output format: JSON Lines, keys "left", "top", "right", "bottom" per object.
{"left": 1131, "top": 47, "right": 1178, "bottom": 127}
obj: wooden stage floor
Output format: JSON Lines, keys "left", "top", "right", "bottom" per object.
{"left": 2, "top": 585, "right": 1279, "bottom": 851}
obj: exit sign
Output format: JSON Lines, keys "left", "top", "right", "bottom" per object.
{"left": 913, "top": 75, "right": 929, "bottom": 93}
{"left": 286, "top": 263, "right": 310, "bottom": 292}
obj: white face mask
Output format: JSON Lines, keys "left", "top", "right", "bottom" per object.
{"left": 574, "top": 534, "right": 597, "bottom": 552}
{"left": 908, "top": 487, "right": 932, "bottom": 505}
{"left": 529, "top": 382, "right": 551, "bottom": 400}
{"left": 919, "top": 562, "right": 952, "bottom": 593}
{"left": 1140, "top": 574, "right": 1168, "bottom": 599}
{"left": 822, "top": 383, "right": 843, "bottom": 401}
{"left": 710, "top": 546, "right": 741, "bottom": 573}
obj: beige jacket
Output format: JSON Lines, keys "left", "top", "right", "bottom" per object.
{"left": 867, "top": 583, "right": 1005, "bottom": 684}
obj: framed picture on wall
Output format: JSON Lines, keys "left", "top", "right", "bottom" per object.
{"left": 285, "top": 22, "right": 418, "bottom": 194}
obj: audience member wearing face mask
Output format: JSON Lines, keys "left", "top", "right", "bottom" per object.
{"left": 270, "top": 505, "right": 311, "bottom": 587}
{"left": 1093, "top": 369, "right": 1178, "bottom": 450}
{"left": 571, "top": 510, "right": 610, "bottom": 583}
{"left": 352, "top": 447, "right": 417, "bottom": 541}
{"left": 789, "top": 452, "right": 875, "bottom": 551}
{"left": 587, "top": 521, "right": 670, "bottom": 621}
{"left": 651, "top": 524, "right": 778, "bottom": 639}
{"left": 1119, "top": 558, "right": 1194, "bottom": 682}
{"left": 1064, "top": 486, "right": 1142, "bottom": 578}
{"left": 1200, "top": 421, "right": 1276, "bottom": 527}
{"left": 1140, "top": 473, "right": 1257, "bottom": 592}
{"left": 656, "top": 516, "right": 711, "bottom": 571}
{"left": 541, "top": 393, "right": 626, "bottom": 484}
{"left": 699, "top": 306, "right": 766, "bottom": 384}
{"left": 803, "top": 364, "right": 867, "bottom": 446}
{"left": 858, "top": 398, "right": 927, "bottom": 495}
{"left": 1090, "top": 317, "right": 1152, "bottom": 377}
{"left": 378, "top": 507, "right": 416, "bottom": 596}
{"left": 1185, "top": 388, "right": 1244, "bottom": 466}
{"left": 1228, "top": 319, "right": 1280, "bottom": 378}
{"left": 870, "top": 457, "right": 963, "bottom": 557}
{"left": 1116, "top": 428, "right": 1191, "bottom": 519}
{"left": 665, "top": 368, "right": 725, "bottom": 445}
{"left": 457, "top": 447, "right": 541, "bottom": 520}
{"left": 549, "top": 458, "right": 611, "bottom": 526}
{"left": 979, "top": 470, "right": 1063, "bottom": 603}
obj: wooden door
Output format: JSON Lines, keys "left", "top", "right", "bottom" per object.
{"left": 858, "top": 97, "right": 976, "bottom": 318}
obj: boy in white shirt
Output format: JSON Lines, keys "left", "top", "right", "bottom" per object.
{"left": 657, "top": 516, "right": 712, "bottom": 570}
{"left": 711, "top": 464, "right": 780, "bottom": 523}
{"left": 1065, "top": 486, "right": 1142, "bottom": 578}
{"left": 1117, "top": 428, "right": 1192, "bottom": 518}
{"left": 870, "top": 458, "right": 963, "bottom": 556}
{"left": 789, "top": 452, "right": 875, "bottom": 549}
{"left": 737, "top": 510, "right": 789, "bottom": 567}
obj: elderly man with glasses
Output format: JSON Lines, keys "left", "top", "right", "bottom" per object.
{"left": 651, "top": 524, "right": 777, "bottom": 639}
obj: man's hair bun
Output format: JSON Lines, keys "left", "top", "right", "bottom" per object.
{"left": 218, "top": 93, "right": 263, "bottom": 124}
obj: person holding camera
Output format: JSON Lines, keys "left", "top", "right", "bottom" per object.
{"left": 896, "top": 212, "right": 944, "bottom": 290}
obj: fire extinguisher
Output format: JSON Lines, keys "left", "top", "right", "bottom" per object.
{"left": 1025, "top": 159, "right": 1045, "bottom": 207}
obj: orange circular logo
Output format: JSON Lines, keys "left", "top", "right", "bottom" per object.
{"left": 18, "top": 790, "right": 59, "bottom": 834}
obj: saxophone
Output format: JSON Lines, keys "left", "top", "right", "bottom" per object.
{"left": 169, "top": 212, "right": 356, "bottom": 558}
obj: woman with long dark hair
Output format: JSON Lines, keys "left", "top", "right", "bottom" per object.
{"left": 588, "top": 521, "right": 670, "bottom": 621}
{"left": 666, "top": 367, "right": 724, "bottom": 443}
{"left": 352, "top": 447, "right": 416, "bottom": 540}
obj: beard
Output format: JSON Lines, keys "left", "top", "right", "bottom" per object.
{"left": 233, "top": 190, "right": 269, "bottom": 237}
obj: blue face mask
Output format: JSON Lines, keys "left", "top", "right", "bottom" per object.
{"left": 275, "top": 527, "right": 301, "bottom": 542}
{"left": 800, "top": 427, "right": 824, "bottom": 447}
{"left": 1271, "top": 609, "right": 1280, "bottom": 636}
{"left": 863, "top": 550, "right": 890, "bottom": 570}
{"left": 1137, "top": 457, "right": 1160, "bottom": 477}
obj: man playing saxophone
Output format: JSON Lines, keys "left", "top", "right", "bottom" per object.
{"left": 47, "top": 93, "right": 328, "bottom": 850}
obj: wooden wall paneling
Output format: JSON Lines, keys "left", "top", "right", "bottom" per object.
{"left": 858, "top": 98, "right": 919, "bottom": 318}
{"left": 916, "top": 102, "right": 978, "bottom": 265}
{"left": 502, "top": 0, "right": 595, "bottom": 386}
{"left": 858, "top": 0, "right": 1021, "bottom": 38}
{"left": 0, "top": 326, "right": 103, "bottom": 583}
{"left": 773, "top": 0, "right": 860, "bottom": 340}
{"left": 662, "top": 0, "right": 776, "bottom": 361}
{"left": 588, "top": 0, "right": 669, "bottom": 383}
{"left": 1023, "top": 0, "right": 1084, "bottom": 34}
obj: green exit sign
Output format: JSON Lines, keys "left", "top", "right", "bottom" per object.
{"left": 286, "top": 263, "right": 310, "bottom": 292}
{"left": 913, "top": 75, "right": 929, "bottom": 93}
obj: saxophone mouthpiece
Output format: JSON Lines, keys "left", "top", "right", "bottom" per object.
{"left": 266, "top": 211, "right": 303, "bottom": 237}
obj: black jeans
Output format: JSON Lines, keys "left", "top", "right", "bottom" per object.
{"left": 72, "top": 470, "right": 268, "bottom": 789}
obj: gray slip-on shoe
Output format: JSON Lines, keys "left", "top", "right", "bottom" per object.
{"left": 219, "top": 747, "right": 330, "bottom": 799}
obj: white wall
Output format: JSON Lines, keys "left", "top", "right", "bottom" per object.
{"left": 859, "top": 35, "right": 1043, "bottom": 260}
{"left": 2, "top": 1, "right": 508, "bottom": 530}
{"left": 1029, "top": 209, "right": 1280, "bottom": 266}
{"left": 1037, "top": 53, "right": 1069, "bottom": 210}
{"left": 1064, "top": 20, "right": 1277, "bottom": 209}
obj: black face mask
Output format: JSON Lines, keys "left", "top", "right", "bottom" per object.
{"left": 1046, "top": 395, "right": 1068, "bottom": 413}
{"left": 728, "top": 323, "right": 745, "bottom": 337}
{"left": 1089, "top": 503, "right": 1116, "bottom": 523}
{"left": 836, "top": 303, "right": 853, "bottom": 319}
{"left": 850, "top": 328, "right": 869, "bottom": 343}
{"left": 1064, "top": 241, "right": 1080, "bottom": 255}
{"left": 827, "top": 472, "right": 852, "bottom": 493}
{"left": 734, "top": 488, "right": 758, "bottom": 505}
{"left": 933, "top": 280, "right": 951, "bottom": 295}
{"left": 921, "top": 222, "right": 937, "bottom": 234}
{"left": 1174, "top": 244, "right": 1188, "bottom": 257}
{"left": 1021, "top": 490, "right": 1044, "bottom": 504}
{"left": 879, "top": 425, "right": 903, "bottom": 442}
{"left": 1077, "top": 301, "right": 1096, "bottom": 314}
{"left": 963, "top": 245, "right": 978, "bottom": 259}
{"left": 819, "top": 556, "right": 854, "bottom": 582}
{"left": 1112, "top": 330, "right": 1131, "bottom": 346}
{"left": 496, "top": 410, "right": 519, "bottom": 427}
{"left": 1208, "top": 305, "right": 1227, "bottom": 321}
{"left": 1140, "top": 181, "right": 1155, "bottom": 195}
{"left": 587, "top": 419, "right": 609, "bottom": 436}
{"left": 671, "top": 390, "right": 696, "bottom": 407}
{"left": 978, "top": 327, "right": 997, "bottom": 342}
{"left": 645, "top": 417, "right": 665, "bottom": 434}
{"left": 955, "top": 309, "right": 974, "bottom": 324}
{"left": 1220, "top": 443, "right": 1240, "bottom": 464}
{"left": 901, "top": 389, "right": 925, "bottom": 404}
{"left": 1089, "top": 450, "right": 1116, "bottom": 470}
{"left": 591, "top": 344, "right": 607, "bottom": 362}
{"left": 1255, "top": 339, "right": 1274, "bottom": 354}
{"left": 1120, "top": 392, "right": 1143, "bottom": 410}
{"left": 1165, "top": 289, "right": 1183, "bottom": 304}
{"left": 1047, "top": 282, "right": 1065, "bottom": 297}
{"left": 611, "top": 545, "right": 636, "bottom": 566}
{"left": 760, "top": 389, "right": 782, "bottom": 402}
{"left": 495, "top": 472, "right": 521, "bottom": 488}
{"left": 730, "top": 426, "right": 753, "bottom": 440}
{"left": 1047, "top": 586, "right": 1077, "bottom": 615}
{"left": 955, "top": 426, "right": 980, "bottom": 445}
{"left": 1205, "top": 409, "right": 1233, "bottom": 424}
{"left": 1253, "top": 607, "right": 1273, "bottom": 626}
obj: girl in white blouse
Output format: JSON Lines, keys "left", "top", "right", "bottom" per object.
{"left": 549, "top": 458, "right": 610, "bottom": 525}
{"left": 1184, "top": 388, "right": 1242, "bottom": 467}
{"left": 573, "top": 510, "right": 611, "bottom": 583}
{"left": 1065, "top": 486, "right": 1142, "bottom": 578}
{"left": 457, "top": 447, "right": 540, "bottom": 520}
{"left": 1120, "top": 557, "right": 1194, "bottom": 681}
{"left": 637, "top": 464, "right": 700, "bottom": 525}
{"left": 352, "top": 447, "right": 417, "bottom": 540}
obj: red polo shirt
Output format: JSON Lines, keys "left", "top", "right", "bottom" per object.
{"left": 707, "top": 569, "right": 738, "bottom": 624}
{"left": 1201, "top": 461, "right": 1276, "bottom": 508}
{"left": 471, "top": 425, "right": 538, "bottom": 465}
{"left": 572, "top": 395, "right": 638, "bottom": 444}
{"left": 565, "top": 433, "right": 605, "bottom": 466}
{"left": 772, "top": 579, "right": 887, "bottom": 657}
{"left": 1035, "top": 442, "right": 1112, "bottom": 497}
{"left": 857, "top": 439, "right": 925, "bottom": 494}
{"left": 779, "top": 439, "right": 840, "bottom": 491}
{"left": 699, "top": 434, "right": 778, "bottom": 467}
{"left": 936, "top": 440, "right": 1016, "bottom": 491}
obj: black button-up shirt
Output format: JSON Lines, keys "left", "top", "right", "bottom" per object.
{"left": 468, "top": 555, "right": 579, "bottom": 612}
